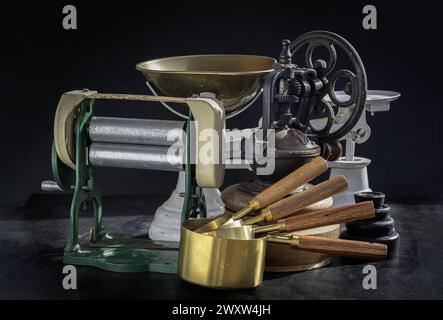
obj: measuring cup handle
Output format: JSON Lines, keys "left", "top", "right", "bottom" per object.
{"left": 282, "top": 201, "right": 375, "bottom": 232}
{"left": 296, "top": 235, "right": 387, "bottom": 260}
{"left": 268, "top": 175, "right": 348, "bottom": 221}
{"left": 254, "top": 157, "right": 328, "bottom": 208}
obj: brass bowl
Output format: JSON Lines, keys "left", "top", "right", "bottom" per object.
{"left": 136, "top": 55, "right": 276, "bottom": 112}
{"left": 179, "top": 218, "right": 266, "bottom": 289}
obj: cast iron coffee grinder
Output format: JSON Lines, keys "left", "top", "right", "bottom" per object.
{"left": 223, "top": 31, "right": 368, "bottom": 211}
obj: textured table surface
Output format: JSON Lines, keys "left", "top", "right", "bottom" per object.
{"left": 0, "top": 195, "right": 442, "bottom": 299}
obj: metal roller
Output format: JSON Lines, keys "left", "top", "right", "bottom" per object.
{"left": 89, "top": 142, "right": 183, "bottom": 171}
{"left": 89, "top": 117, "right": 185, "bottom": 146}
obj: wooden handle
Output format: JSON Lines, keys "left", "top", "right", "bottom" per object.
{"left": 267, "top": 175, "right": 348, "bottom": 221}
{"left": 254, "top": 157, "right": 328, "bottom": 208}
{"left": 283, "top": 201, "right": 375, "bottom": 232}
{"left": 296, "top": 235, "right": 387, "bottom": 260}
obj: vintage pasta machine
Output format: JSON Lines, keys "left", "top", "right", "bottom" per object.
{"left": 43, "top": 55, "right": 275, "bottom": 273}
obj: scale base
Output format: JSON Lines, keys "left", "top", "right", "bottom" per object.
{"left": 149, "top": 171, "right": 224, "bottom": 242}
{"left": 64, "top": 234, "right": 179, "bottom": 274}
{"left": 328, "top": 156, "right": 372, "bottom": 206}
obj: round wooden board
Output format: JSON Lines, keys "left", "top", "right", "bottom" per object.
{"left": 265, "top": 224, "right": 341, "bottom": 272}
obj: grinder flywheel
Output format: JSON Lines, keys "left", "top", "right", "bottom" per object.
{"left": 262, "top": 30, "right": 367, "bottom": 164}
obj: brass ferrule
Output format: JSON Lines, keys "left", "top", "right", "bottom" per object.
{"left": 232, "top": 204, "right": 254, "bottom": 221}
{"left": 232, "top": 199, "right": 262, "bottom": 221}
{"left": 277, "top": 220, "right": 286, "bottom": 232}
{"left": 250, "top": 198, "right": 261, "bottom": 210}
{"left": 267, "top": 235, "right": 300, "bottom": 247}
{"left": 262, "top": 208, "right": 273, "bottom": 222}
{"left": 243, "top": 208, "right": 273, "bottom": 225}
{"left": 254, "top": 224, "right": 280, "bottom": 235}
{"left": 290, "top": 235, "right": 300, "bottom": 246}
{"left": 243, "top": 213, "right": 266, "bottom": 225}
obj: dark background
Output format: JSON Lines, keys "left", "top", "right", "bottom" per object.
{"left": 1, "top": 0, "right": 442, "bottom": 207}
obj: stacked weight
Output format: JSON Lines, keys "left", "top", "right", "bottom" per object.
{"left": 341, "top": 191, "right": 400, "bottom": 258}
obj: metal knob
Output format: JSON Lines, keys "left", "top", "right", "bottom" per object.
{"left": 41, "top": 180, "right": 63, "bottom": 192}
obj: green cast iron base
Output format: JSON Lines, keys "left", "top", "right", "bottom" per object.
{"left": 63, "top": 234, "right": 179, "bottom": 273}
{"left": 54, "top": 99, "right": 200, "bottom": 275}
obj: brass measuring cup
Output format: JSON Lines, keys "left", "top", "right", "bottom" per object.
{"left": 178, "top": 202, "right": 387, "bottom": 289}
{"left": 179, "top": 218, "right": 267, "bottom": 289}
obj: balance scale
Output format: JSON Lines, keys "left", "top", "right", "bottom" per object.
{"left": 42, "top": 30, "right": 397, "bottom": 274}
{"left": 325, "top": 90, "right": 400, "bottom": 206}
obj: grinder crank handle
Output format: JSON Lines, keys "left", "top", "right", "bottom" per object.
{"left": 233, "top": 157, "right": 328, "bottom": 220}
{"left": 254, "top": 201, "right": 375, "bottom": 234}
{"left": 244, "top": 175, "right": 348, "bottom": 224}
{"left": 267, "top": 234, "right": 387, "bottom": 260}
{"left": 41, "top": 180, "right": 63, "bottom": 192}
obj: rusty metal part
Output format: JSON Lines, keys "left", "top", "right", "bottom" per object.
{"left": 321, "top": 140, "right": 343, "bottom": 161}
{"left": 253, "top": 129, "right": 321, "bottom": 183}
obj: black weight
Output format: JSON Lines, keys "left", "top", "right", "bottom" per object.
{"left": 374, "top": 205, "right": 391, "bottom": 220}
{"left": 347, "top": 205, "right": 391, "bottom": 223}
{"left": 354, "top": 191, "right": 385, "bottom": 209}
{"left": 346, "top": 217, "right": 395, "bottom": 237}
{"left": 341, "top": 230, "right": 400, "bottom": 259}
{"left": 341, "top": 190, "right": 399, "bottom": 258}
